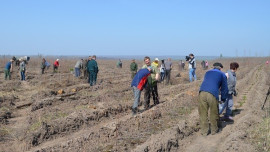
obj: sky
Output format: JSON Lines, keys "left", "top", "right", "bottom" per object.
{"left": 0, "top": 0, "right": 269, "bottom": 57}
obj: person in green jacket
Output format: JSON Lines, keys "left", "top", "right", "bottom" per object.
{"left": 130, "top": 59, "right": 138, "bottom": 79}
{"left": 87, "top": 55, "right": 98, "bottom": 86}
{"left": 142, "top": 56, "right": 160, "bottom": 110}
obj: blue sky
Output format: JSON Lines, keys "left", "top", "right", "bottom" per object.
{"left": 0, "top": 0, "right": 269, "bottom": 57}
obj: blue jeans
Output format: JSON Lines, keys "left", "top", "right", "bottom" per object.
{"left": 219, "top": 94, "right": 233, "bottom": 117}
{"left": 189, "top": 68, "right": 197, "bottom": 82}
{"left": 75, "top": 68, "right": 80, "bottom": 77}
{"left": 21, "top": 71, "right": 25, "bottom": 81}
{"left": 160, "top": 72, "right": 165, "bottom": 81}
{"left": 132, "top": 86, "right": 141, "bottom": 110}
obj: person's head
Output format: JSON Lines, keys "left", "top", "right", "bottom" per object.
{"left": 144, "top": 56, "right": 151, "bottom": 66}
{"left": 189, "top": 53, "right": 194, "bottom": 58}
{"left": 132, "top": 59, "right": 135, "bottom": 63}
{"left": 230, "top": 62, "right": 239, "bottom": 71}
{"left": 88, "top": 56, "right": 92, "bottom": 60}
{"left": 154, "top": 58, "right": 159, "bottom": 63}
{"left": 213, "top": 62, "right": 223, "bottom": 70}
{"left": 42, "top": 58, "right": 46, "bottom": 62}
{"left": 56, "top": 59, "right": 59, "bottom": 61}
{"left": 161, "top": 59, "right": 164, "bottom": 64}
{"left": 168, "top": 58, "right": 171, "bottom": 61}
{"left": 92, "top": 55, "right": 96, "bottom": 60}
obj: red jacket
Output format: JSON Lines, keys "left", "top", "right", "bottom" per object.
{"left": 54, "top": 61, "right": 59, "bottom": 67}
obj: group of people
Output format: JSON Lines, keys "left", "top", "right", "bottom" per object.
{"left": 4, "top": 58, "right": 27, "bottom": 81}
{"left": 199, "top": 62, "right": 239, "bottom": 135}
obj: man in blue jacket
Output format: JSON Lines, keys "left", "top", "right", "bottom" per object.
{"left": 87, "top": 55, "right": 98, "bottom": 86}
{"left": 131, "top": 67, "right": 152, "bottom": 115}
{"left": 199, "top": 62, "right": 228, "bottom": 135}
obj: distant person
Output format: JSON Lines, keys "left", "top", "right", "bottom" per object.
{"left": 178, "top": 60, "right": 184, "bottom": 71}
{"left": 266, "top": 60, "right": 269, "bottom": 65}
{"left": 142, "top": 56, "right": 160, "bottom": 110}
{"left": 219, "top": 62, "right": 239, "bottom": 122}
{"left": 130, "top": 59, "right": 138, "bottom": 79}
{"left": 53, "top": 59, "right": 60, "bottom": 73}
{"left": 201, "top": 60, "right": 206, "bottom": 69}
{"left": 198, "top": 62, "right": 228, "bottom": 135}
{"left": 164, "top": 58, "right": 173, "bottom": 85}
{"left": 160, "top": 59, "right": 165, "bottom": 81}
{"left": 117, "top": 59, "right": 122, "bottom": 68}
{"left": 41, "top": 58, "right": 46, "bottom": 74}
{"left": 4, "top": 59, "right": 14, "bottom": 80}
{"left": 82, "top": 58, "right": 89, "bottom": 80}
{"left": 87, "top": 55, "right": 98, "bottom": 86}
{"left": 74, "top": 59, "right": 83, "bottom": 77}
{"left": 131, "top": 68, "right": 152, "bottom": 115}
{"left": 188, "top": 53, "right": 197, "bottom": 82}
{"left": 205, "top": 60, "right": 209, "bottom": 70}
{"left": 45, "top": 60, "right": 50, "bottom": 70}
{"left": 19, "top": 59, "right": 26, "bottom": 81}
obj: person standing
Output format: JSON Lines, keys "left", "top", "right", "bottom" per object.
{"left": 53, "top": 59, "right": 60, "bottom": 73}
{"left": 130, "top": 59, "right": 138, "bottom": 79}
{"left": 74, "top": 59, "right": 83, "bottom": 77}
{"left": 4, "top": 59, "right": 14, "bottom": 80}
{"left": 117, "top": 59, "right": 122, "bottom": 68}
{"left": 142, "top": 56, "right": 160, "bottom": 110}
{"left": 131, "top": 68, "right": 151, "bottom": 115}
{"left": 205, "top": 60, "right": 209, "bottom": 70}
{"left": 41, "top": 58, "right": 46, "bottom": 74}
{"left": 160, "top": 59, "right": 165, "bottom": 81}
{"left": 87, "top": 55, "right": 98, "bottom": 86}
{"left": 219, "top": 62, "right": 239, "bottom": 122}
{"left": 198, "top": 62, "right": 228, "bottom": 135}
{"left": 19, "top": 59, "right": 26, "bottom": 81}
{"left": 188, "top": 53, "right": 197, "bottom": 82}
{"left": 164, "top": 58, "right": 173, "bottom": 85}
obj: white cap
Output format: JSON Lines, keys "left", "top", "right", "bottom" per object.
{"left": 155, "top": 58, "right": 159, "bottom": 61}
{"left": 56, "top": 59, "right": 59, "bottom": 61}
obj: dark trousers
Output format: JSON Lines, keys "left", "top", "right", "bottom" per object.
{"left": 89, "top": 71, "right": 97, "bottom": 86}
{"left": 41, "top": 68, "right": 45, "bottom": 74}
{"left": 144, "top": 85, "right": 159, "bottom": 109}
{"left": 165, "top": 69, "right": 171, "bottom": 84}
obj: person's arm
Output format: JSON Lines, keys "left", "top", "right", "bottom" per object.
{"left": 10, "top": 63, "right": 13, "bottom": 72}
{"left": 220, "top": 74, "right": 228, "bottom": 101}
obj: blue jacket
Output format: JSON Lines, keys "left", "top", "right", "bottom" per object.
{"left": 131, "top": 69, "right": 151, "bottom": 90}
{"left": 5, "top": 61, "right": 12, "bottom": 70}
{"left": 200, "top": 68, "right": 228, "bottom": 101}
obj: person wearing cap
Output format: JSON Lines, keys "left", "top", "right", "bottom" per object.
{"left": 19, "top": 58, "right": 26, "bottom": 81}
{"left": 142, "top": 56, "right": 160, "bottom": 110}
{"left": 87, "top": 55, "right": 98, "bottom": 86}
{"left": 219, "top": 62, "right": 239, "bottom": 122}
{"left": 164, "top": 58, "right": 173, "bottom": 85}
{"left": 198, "top": 62, "right": 228, "bottom": 135}
{"left": 4, "top": 59, "right": 14, "bottom": 80}
{"left": 53, "top": 59, "right": 60, "bottom": 73}
{"left": 74, "top": 59, "right": 83, "bottom": 77}
{"left": 188, "top": 53, "right": 197, "bottom": 82}
{"left": 130, "top": 59, "right": 138, "bottom": 79}
{"left": 160, "top": 59, "right": 166, "bottom": 81}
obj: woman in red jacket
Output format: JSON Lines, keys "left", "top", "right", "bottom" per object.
{"left": 53, "top": 59, "right": 60, "bottom": 73}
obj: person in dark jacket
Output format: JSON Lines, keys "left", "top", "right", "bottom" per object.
{"left": 198, "top": 62, "right": 228, "bottom": 135}
{"left": 130, "top": 59, "right": 138, "bottom": 79}
{"left": 131, "top": 68, "right": 151, "bottom": 115}
{"left": 4, "top": 59, "right": 14, "bottom": 80}
{"left": 87, "top": 55, "right": 98, "bottom": 86}
{"left": 219, "top": 62, "right": 239, "bottom": 122}
{"left": 19, "top": 59, "right": 26, "bottom": 81}
{"left": 41, "top": 58, "right": 46, "bottom": 74}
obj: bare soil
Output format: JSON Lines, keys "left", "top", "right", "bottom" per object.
{"left": 0, "top": 57, "right": 269, "bottom": 152}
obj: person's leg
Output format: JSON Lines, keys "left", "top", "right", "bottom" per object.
{"left": 209, "top": 93, "right": 219, "bottom": 134}
{"left": 152, "top": 85, "right": 159, "bottom": 105}
{"left": 193, "top": 68, "right": 197, "bottom": 80}
{"left": 23, "top": 72, "right": 25, "bottom": 80}
{"left": 93, "top": 72, "right": 97, "bottom": 85}
{"left": 219, "top": 99, "right": 228, "bottom": 115}
{"left": 144, "top": 86, "right": 151, "bottom": 110}
{"left": 198, "top": 92, "right": 209, "bottom": 135}
{"left": 167, "top": 70, "right": 171, "bottom": 84}
{"left": 132, "top": 87, "right": 141, "bottom": 113}
{"left": 225, "top": 94, "right": 233, "bottom": 118}
{"left": 89, "top": 72, "right": 93, "bottom": 86}
{"left": 4, "top": 69, "right": 8, "bottom": 80}
{"left": 189, "top": 68, "right": 193, "bottom": 82}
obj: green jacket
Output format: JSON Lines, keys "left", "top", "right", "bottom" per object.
{"left": 87, "top": 60, "right": 98, "bottom": 73}
{"left": 130, "top": 62, "right": 138, "bottom": 72}
{"left": 142, "top": 64, "right": 158, "bottom": 85}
